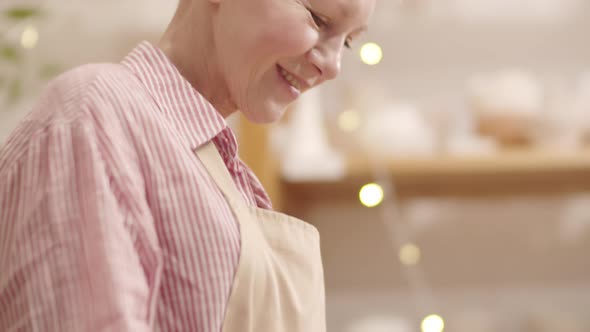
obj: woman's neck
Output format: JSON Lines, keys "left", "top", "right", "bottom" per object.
{"left": 157, "top": 0, "right": 237, "bottom": 118}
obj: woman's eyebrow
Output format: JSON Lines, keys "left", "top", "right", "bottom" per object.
{"left": 356, "top": 25, "right": 368, "bottom": 33}
{"left": 332, "top": 1, "right": 369, "bottom": 33}
{"left": 348, "top": 25, "right": 368, "bottom": 36}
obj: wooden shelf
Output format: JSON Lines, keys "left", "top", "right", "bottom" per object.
{"left": 346, "top": 148, "right": 590, "bottom": 176}
{"left": 236, "top": 117, "right": 590, "bottom": 214}
{"left": 280, "top": 148, "right": 590, "bottom": 215}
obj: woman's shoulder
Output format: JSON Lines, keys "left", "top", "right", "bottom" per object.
{"left": 48, "top": 63, "right": 146, "bottom": 110}
{"left": 21, "top": 63, "right": 142, "bottom": 125}
{"left": 0, "top": 63, "right": 147, "bottom": 168}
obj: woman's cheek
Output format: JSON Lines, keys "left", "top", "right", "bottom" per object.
{"left": 266, "top": 15, "right": 319, "bottom": 55}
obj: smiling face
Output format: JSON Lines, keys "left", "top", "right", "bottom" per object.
{"left": 211, "top": 0, "right": 375, "bottom": 123}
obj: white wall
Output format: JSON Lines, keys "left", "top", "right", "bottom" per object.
{"left": 0, "top": 0, "right": 177, "bottom": 142}
{"left": 324, "top": 1, "right": 590, "bottom": 117}
{"left": 2, "top": 0, "right": 590, "bottom": 141}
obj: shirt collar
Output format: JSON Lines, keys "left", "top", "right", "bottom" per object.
{"left": 121, "top": 41, "right": 238, "bottom": 158}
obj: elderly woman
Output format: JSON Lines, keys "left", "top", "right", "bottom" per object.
{"left": 0, "top": 0, "right": 374, "bottom": 330}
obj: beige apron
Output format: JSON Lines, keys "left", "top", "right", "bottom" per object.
{"left": 195, "top": 141, "right": 327, "bottom": 332}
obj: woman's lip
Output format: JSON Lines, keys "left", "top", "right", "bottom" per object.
{"left": 277, "top": 65, "right": 307, "bottom": 91}
{"left": 276, "top": 65, "right": 301, "bottom": 99}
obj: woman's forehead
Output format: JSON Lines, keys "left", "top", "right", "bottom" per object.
{"left": 313, "top": 0, "right": 375, "bottom": 23}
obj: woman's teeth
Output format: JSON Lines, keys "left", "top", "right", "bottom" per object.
{"left": 280, "top": 68, "right": 301, "bottom": 90}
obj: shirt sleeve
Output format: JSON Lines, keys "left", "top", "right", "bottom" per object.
{"left": 0, "top": 119, "right": 161, "bottom": 331}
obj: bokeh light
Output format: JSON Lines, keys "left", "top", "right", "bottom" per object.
{"left": 338, "top": 110, "right": 361, "bottom": 132}
{"left": 421, "top": 314, "right": 445, "bottom": 332}
{"left": 399, "top": 243, "right": 421, "bottom": 266}
{"left": 360, "top": 42, "right": 383, "bottom": 65}
{"left": 359, "top": 183, "right": 384, "bottom": 207}
{"left": 21, "top": 25, "right": 39, "bottom": 49}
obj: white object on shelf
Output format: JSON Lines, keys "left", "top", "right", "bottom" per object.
{"left": 468, "top": 69, "right": 543, "bottom": 118}
{"left": 358, "top": 101, "right": 436, "bottom": 158}
{"left": 281, "top": 87, "right": 345, "bottom": 181}
{"left": 533, "top": 76, "right": 589, "bottom": 150}
{"left": 445, "top": 133, "right": 497, "bottom": 156}
{"left": 347, "top": 315, "right": 412, "bottom": 332}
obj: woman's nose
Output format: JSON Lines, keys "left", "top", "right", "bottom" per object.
{"left": 307, "top": 40, "right": 343, "bottom": 81}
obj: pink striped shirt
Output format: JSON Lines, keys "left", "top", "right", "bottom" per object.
{"left": 0, "top": 42, "right": 272, "bottom": 331}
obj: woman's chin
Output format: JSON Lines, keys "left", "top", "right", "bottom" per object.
{"left": 240, "top": 104, "right": 287, "bottom": 124}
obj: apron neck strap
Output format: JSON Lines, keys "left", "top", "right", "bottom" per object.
{"left": 194, "top": 141, "right": 245, "bottom": 206}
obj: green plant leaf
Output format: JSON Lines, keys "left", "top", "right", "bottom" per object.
{"left": 0, "top": 46, "right": 20, "bottom": 62}
{"left": 4, "top": 7, "right": 41, "bottom": 20}
{"left": 7, "top": 79, "right": 22, "bottom": 104}
{"left": 40, "top": 63, "right": 62, "bottom": 80}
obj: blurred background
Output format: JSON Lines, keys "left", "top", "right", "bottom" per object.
{"left": 1, "top": 0, "right": 590, "bottom": 331}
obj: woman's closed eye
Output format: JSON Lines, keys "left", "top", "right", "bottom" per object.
{"left": 307, "top": 8, "right": 328, "bottom": 30}
{"left": 307, "top": 8, "right": 353, "bottom": 49}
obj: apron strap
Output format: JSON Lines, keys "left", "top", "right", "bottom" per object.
{"left": 194, "top": 141, "right": 245, "bottom": 207}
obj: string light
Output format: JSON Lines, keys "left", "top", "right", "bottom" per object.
{"left": 360, "top": 42, "right": 383, "bottom": 65}
{"left": 399, "top": 243, "right": 421, "bottom": 266}
{"left": 359, "top": 183, "right": 384, "bottom": 207}
{"left": 338, "top": 110, "right": 361, "bottom": 132}
{"left": 21, "top": 25, "right": 39, "bottom": 49}
{"left": 421, "top": 314, "right": 445, "bottom": 332}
